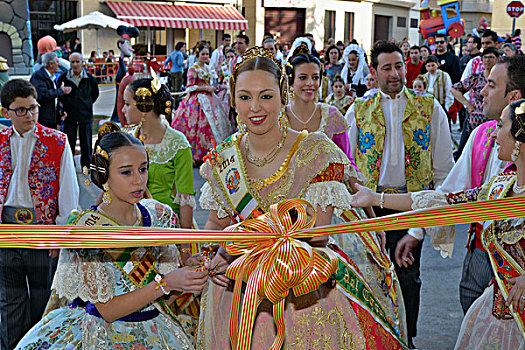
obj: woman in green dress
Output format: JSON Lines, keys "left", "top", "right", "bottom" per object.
{"left": 122, "top": 77, "right": 195, "bottom": 231}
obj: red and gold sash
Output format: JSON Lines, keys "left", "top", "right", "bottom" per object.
{"left": 481, "top": 174, "right": 525, "bottom": 337}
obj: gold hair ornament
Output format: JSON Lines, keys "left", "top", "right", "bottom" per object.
{"left": 232, "top": 47, "right": 282, "bottom": 77}
{"left": 150, "top": 67, "right": 161, "bottom": 94}
{"left": 96, "top": 146, "right": 108, "bottom": 160}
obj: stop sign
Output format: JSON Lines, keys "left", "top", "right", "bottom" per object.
{"left": 507, "top": 0, "right": 525, "bottom": 18}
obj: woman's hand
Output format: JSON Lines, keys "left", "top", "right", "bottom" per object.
{"left": 351, "top": 183, "right": 380, "bottom": 208}
{"left": 164, "top": 266, "right": 209, "bottom": 294}
{"left": 206, "top": 86, "right": 216, "bottom": 94}
{"left": 209, "top": 250, "right": 232, "bottom": 288}
{"left": 506, "top": 274, "right": 525, "bottom": 313}
{"left": 185, "top": 253, "right": 206, "bottom": 267}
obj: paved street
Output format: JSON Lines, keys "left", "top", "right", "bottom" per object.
{"left": 89, "top": 86, "right": 466, "bottom": 349}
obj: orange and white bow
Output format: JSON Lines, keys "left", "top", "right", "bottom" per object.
{"left": 223, "top": 199, "right": 338, "bottom": 350}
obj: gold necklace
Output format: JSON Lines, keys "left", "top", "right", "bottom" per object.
{"left": 244, "top": 128, "right": 287, "bottom": 167}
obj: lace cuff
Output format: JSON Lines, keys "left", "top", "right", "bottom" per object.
{"left": 410, "top": 190, "right": 448, "bottom": 210}
{"left": 51, "top": 249, "right": 115, "bottom": 304}
{"left": 199, "top": 182, "right": 230, "bottom": 219}
{"left": 174, "top": 193, "right": 196, "bottom": 208}
{"left": 302, "top": 181, "right": 352, "bottom": 216}
{"left": 410, "top": 190, "right": 455, "bottom": 258}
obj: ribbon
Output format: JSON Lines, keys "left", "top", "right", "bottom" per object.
{"left": 223, "top": 199, "right": 338, "bottom": 350}
{"left": 1, "top": 195, "right": 525, "bottom": 248}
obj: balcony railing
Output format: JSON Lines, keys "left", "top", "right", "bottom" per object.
{"left": 460, "top": 0, "right": 492, "bottom": 13}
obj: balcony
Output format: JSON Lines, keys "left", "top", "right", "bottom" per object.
{"left": 460, "top": 0, "right": 492, "bottom": 13}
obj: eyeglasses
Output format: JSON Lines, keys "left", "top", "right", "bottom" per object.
{"left": 7, "top": 104, "right": 40, "bottom": 117}
{"left": 435, "top": 41, "right": 446, "bottom": 44}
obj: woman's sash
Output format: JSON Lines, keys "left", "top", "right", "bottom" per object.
{"left": 71, "top": 210, "right": 182, "bottom": 324}
{"left": 208, "top": 135, "right": 263, "bottom": 222}
{"left": 482, "top": 174, "right": 525, "bottom": 337}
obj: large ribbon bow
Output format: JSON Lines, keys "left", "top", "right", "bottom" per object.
{"left": 223, "top": 199, "right": 338, "bottom": 350}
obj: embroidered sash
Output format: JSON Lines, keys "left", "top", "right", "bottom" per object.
{"left": 471, "top": 120, "right": 497, "bottom": 188}
{"left": 482, "top": 174, "right": 525, "bottom": 337}
{"left": 70, "top": 209, "right": 181, "bottom": 324}
{"left": 206, "top": 134, "right": 263, "bottom": 222}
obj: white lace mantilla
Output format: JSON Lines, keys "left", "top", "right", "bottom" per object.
{"left": 302, "top": 181, "right": 353, "bottom": 217}
{"left": 145, "top": 127, "right": 191, "bottom": 164}
{"left": 410, "top": 190, "right": 455, "bottom": 258}
{"left": 52, "top": 249, "right": 116, "bottom": 304}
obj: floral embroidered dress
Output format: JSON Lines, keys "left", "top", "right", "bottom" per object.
{"left": 408, "top": 173, "right": 525, "bottom": 349}
{"left": 15, "top": 199, "right": 195, "bottom": 350}
{"left": 196, "top": 130, "right": 407, "bottom": 349}
{"left": 145, "top": 126, "right": 196, "bottom": 215}
{"left": 325, "top": 93, "right": 353, "bottom": 117}
{"left": 171, "top": 63, "right": 232, "bottom": 163}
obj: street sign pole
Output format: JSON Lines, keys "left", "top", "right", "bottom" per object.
{"left": 513, "top": 18, "right": 517, "bottom": 36}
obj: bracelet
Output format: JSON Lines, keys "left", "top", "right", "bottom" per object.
{"left": 180, "top": 247, "right": 190, "bottom": 254}
{"left": 154, "top": 273, "right": 170, "bottom": 295}
{"left": 379, "top": 192, "right": 385, "bottom": 209}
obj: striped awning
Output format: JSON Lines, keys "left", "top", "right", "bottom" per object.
{"left": 105, "top": 1, "right": 248, "bottom": 31}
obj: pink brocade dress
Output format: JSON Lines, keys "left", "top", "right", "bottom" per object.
{"left": 171, "top": 64, "right": 232, "bottom": 163}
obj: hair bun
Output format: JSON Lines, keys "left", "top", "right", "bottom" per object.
{"left": 98, "top": 122, "right": 121, "bottom": 139}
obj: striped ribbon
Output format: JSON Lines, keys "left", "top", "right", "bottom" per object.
{"left": 2, "top": 196, "right": 525, "bottom": 348}
{"left": 223, "top": 199, "right": 338, "bottom": 350}
{"left": 0, "top": 195, "right": 523, "bottom": 248}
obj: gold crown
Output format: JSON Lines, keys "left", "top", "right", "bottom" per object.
{"left": 233, "top": 47, "right": 282, "bottom": 75}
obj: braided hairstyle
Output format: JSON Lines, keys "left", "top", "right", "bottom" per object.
{"left": 231, "top": 54, "right": 288, "bottom": 107}
{"left": 90, "top": 123, "right": 145, "bottom": 189}
{"left": 509, "top": 100, "right": 525, "bottom": 143}
{"left": 126, "top": 78, "right": 174, "bottom": 118}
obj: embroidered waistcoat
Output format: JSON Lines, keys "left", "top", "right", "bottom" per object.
{"left": 354, "top": 87, "right": 434, "bottom": 192}
{"left": 0, "top": 124, "right": 66, "bottom": 224}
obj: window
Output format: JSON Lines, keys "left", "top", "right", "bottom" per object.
{"left": 397, "top": 16, "right": 407, "bottom": 28}
{"left": 410, "top": 18, "right": 419, "bottom": 28}
{"left": 325, "top": 10, "right": 336, "bottom": 41}
{"left": 344, "top": 12, "right": 354, "bottom": 43}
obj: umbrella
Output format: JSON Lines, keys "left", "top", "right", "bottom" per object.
{"left": 54, "top": 11, "right": 132, "bottom": 53}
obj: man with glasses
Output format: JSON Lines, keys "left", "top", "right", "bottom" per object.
{"left": 462, "top": 30, "right": 499, "bottom": 81}
{"left": 30, "top": 52, "right": 71, "bottom": 129}
{"left": 452, "top": 47, "right": 500, "bottom": 158}
{"left": 434, "top": 34, "right": 461, "bottom": 83}
{"left": 0, "top": 79, "right": 78, "bottom": 349}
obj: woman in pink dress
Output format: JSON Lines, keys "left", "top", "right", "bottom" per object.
{"left": 171, "top": 45, "right": 232, "bottom": 165}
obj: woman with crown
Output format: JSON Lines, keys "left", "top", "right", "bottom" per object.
{"left": 171, "top": 44, "right": 232, "bottom": 166}
{"left": 351, "top": 101, "right": 525, "bottom": 348}
{"left": 196, "top": 47, "right": 407, "bottom": 349}
{"left": 15, "top": 123, "right": 208, "bottom": 349}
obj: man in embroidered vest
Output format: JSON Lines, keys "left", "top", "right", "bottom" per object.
{"left": 345, "top": 41, "right": 454, "bottom": 349}
{"left": 396, "top": 56, "right": 525, "bottom": 315}
{"left": 0, "top": 79, "right": 79, "bottom": 349}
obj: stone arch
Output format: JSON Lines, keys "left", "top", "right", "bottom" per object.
{"left": 0, "top": 21, "right": 25, "bottom": 72}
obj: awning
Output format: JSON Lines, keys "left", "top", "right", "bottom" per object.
{"left": 105, "top": 1, "right": 248, "bottom": 31}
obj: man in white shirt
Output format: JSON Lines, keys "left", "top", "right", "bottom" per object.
{"left": 0, "top": 79, "right": 78, "bottom": 349}
{"left": 345, "top": 41, "right": 454, "bottom": 349}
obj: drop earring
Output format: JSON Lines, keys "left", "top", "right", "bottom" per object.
{"left": 102, "top": 183, "right": 112, "bottom": 205}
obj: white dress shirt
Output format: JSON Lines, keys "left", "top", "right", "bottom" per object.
{"left": 4, "top": 126, "right": 79, "bottom": 224}
{"left": 436, "top": 123, "right": 507, "bottom": 193}
{"left": 346, "top": 89, "right": 454, "bottom": 188}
